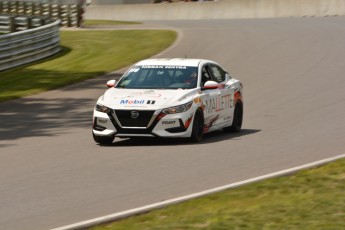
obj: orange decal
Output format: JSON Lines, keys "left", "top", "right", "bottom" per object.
{"left": 234, "top": 91, "right": 241, "bottom": 103}
{"left": 193, "top": 97, "right": 201, "bottom": 103}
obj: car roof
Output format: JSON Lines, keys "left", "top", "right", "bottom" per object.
{"left": 135, "top": 58, "right": 211, "bottom": 67}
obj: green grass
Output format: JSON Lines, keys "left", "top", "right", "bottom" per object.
{"left": 0, "top": 30, "right": 176, "bottom": 102}
{"left": 91, "top": 158, "right": 345, "bottom": 230}
{"left": 84, "top": 20, "right": 141, "bottom": 26}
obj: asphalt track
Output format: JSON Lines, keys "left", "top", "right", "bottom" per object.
{"left": 1, "top": 17, "right": 345, "bottom": 230}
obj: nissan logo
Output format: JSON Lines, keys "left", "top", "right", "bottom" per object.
{"left": 130, "top": 110, "right": 139, "bottom": 119}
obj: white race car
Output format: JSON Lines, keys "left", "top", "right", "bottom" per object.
{"left": 92, "top": 58, "right": 243, "bottom": 144}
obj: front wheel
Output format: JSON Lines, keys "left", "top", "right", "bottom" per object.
{"left": 190, "top": 109, "right": 204, "bottom": 142}
{"left": 224, "top": 101, "right": 243, "bottom": 133}
{"left": 93, "top": 132, "right": 114, "bottom": 145}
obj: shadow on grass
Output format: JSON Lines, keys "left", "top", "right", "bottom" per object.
{"left": 105, "top": 129, "right": 261, "bottom": 147}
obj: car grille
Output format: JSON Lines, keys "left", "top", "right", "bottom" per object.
{"left": 113, "top": 110, "right": 155, "bottom": 127}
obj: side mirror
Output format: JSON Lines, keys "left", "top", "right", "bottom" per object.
{"left": 202, "top": 81, "right": 219, "bottom": 90}
{"left": 106, "top": 80, "right": 116, "bottom": 88}
{"left": 225, "top": 73, "right": 231, "bottom": 82}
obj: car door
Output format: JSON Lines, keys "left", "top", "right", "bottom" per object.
{"left": 199, "top": 64, "right": 224, "bottom": 132}
{"left": 207, "top": 64, "right": 233, "bottom": 127}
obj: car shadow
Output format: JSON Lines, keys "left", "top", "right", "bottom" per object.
{"left": 104, "top": 129, "right": 261, "bottom": 147}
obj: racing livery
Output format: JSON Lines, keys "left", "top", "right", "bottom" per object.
{"left": 92, "top": 58, "right": 243, "bottom": 144}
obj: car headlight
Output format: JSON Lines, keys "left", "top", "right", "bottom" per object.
{"left": 95, "top": 103, "right": 111, "bottom": 113}
{"left": 162, "top": 101, "right": 193, "bottom": 114}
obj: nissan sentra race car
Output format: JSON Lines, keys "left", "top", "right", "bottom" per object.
{"left": 92, "top": 58, "right": 243, "bottom": 145}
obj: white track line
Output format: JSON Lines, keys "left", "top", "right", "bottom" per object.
{"left": 51, "top": 153, "right": 345, "bottom": 230}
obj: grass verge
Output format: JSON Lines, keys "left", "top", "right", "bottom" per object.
{"left": 0, "top": 30, "right": 176, "bottom": 102}
{"left": 91, "top": 158, "right": 345, "bottom": 230}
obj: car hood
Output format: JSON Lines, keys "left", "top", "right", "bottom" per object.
{"left": 100, "top": 88, "right": 198, "bottom": 110}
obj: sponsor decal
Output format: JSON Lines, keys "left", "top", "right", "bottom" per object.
{"left": 120, "top": 99, "right": 157, "bottom": 105}
{"left": 130, "top": 91, "right": 162, "bottom": 98}
{"left": 162, "top": 120, "right": 176, "bottom": 125}
{"left": 123, "top": 105, "right": 147, "bottom": 108}
{"left": 164, "top": 66, "right": 187, "bottom": 69}
{"left": 128, "top": 68, "right": 140, "bottom": 73}
{"left": 120, "top": 99, "right": 145, "bottom": 105}
{"left": 146, "top": 100, "right": 156, "bottom": 105}
{"left": 204, "top": 115, "right": 219, "bottom": 132}
{"left": 204, "top": 94, "right": 232, "bottom": 114}
{"left": 141, "top": 65, "right": 187, "bottom": 69}
{"left": 142, "top": 65, "right": 164, "bottom": 69}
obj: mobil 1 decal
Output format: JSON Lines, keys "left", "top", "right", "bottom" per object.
{"left": 120, "top": 99, "right": 156, "bottom": 105}
{"left": 146, "top": 100, "right": 156, "bottom": 104}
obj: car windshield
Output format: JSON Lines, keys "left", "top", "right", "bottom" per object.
{"left": 116, "top": 65, "right": 198, "bottom": 89}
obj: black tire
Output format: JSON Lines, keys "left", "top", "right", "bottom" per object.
{"left": 93, "top": 132, "right": 114, "bottom": 145}
{"left": 190, "top": 109, "right": 204, "bottom": 142}
{"left": 224, "top": 101, "right": 243, "bottom": 133}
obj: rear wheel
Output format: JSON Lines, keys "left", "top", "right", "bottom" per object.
{"left": 224, "top": 101, "right": 243, "bottom": 133}
{"left": 93, "top": 132, "right": 114, "bottom": 145}
{"left": 190, "top": 109, "right": 204, "bottom": 142}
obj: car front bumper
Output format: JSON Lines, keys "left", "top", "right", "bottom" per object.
{"left": 92, "top": 109, "right": 194, "bottom": 138}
